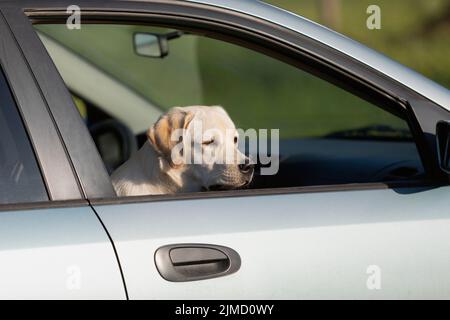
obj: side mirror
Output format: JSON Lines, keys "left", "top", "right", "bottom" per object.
{"left": 133, "top": 33, "right": 168, "bottom": 58}
{"left": 436, "top": 121, "right": 450, "bottom": 173}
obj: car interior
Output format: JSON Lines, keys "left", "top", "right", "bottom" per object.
{"left": 72, "top": 89, "right": 425, "bottom": 190}
{"left": 33, "top": 23, "right": 426, "bottom": 192}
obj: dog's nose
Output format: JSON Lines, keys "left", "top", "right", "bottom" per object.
{"left": 239, "top": 162, "right": 254, "bottom": 174}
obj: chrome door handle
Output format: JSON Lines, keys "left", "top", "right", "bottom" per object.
{"left": 154, "top": 244, "right": 241, "bottom": 282}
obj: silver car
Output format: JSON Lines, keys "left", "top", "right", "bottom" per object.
{"left": 0, "top": 0, "right": 449, "bottom": 299}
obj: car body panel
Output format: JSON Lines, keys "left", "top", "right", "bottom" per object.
{"left": 94, "top": 186, "right": 450, "bottom": 299}
{"left": 0, "top": 0, "right": 449, "bottom": 299}
{"left": 186, "top": 0, "right": 450, "bottom": 110}
{"left": 0, "top": 205, "right": 126, "bottom": 299}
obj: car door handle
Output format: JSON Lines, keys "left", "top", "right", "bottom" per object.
{"left": 154, "top": 244, "right": 241, "bottom": 282}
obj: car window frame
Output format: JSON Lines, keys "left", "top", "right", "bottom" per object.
{"left": 4, "top": 0, "right": 449, "bottom": 206}
{"left": 0, "top": 67, "right": 49, "bottom": 204}
{"left": 2, "top": 6, "right": 116, "bottom": 201}
{"left": 0, "top": 9, "right": 84, "bottom": 209}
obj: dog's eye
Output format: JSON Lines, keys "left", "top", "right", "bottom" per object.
{"left": 234, "top": 137, "right": 238, "bottom": 144}
{"left": 202, "top": 139, "right": 214, "bottom": 145}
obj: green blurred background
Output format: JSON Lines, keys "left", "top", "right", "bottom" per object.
{"left": 266, "top": 0, "right": 450, "bottom": 88}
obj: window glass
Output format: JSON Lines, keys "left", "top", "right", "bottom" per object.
{"left": 0, "top": 70, "right": 48, "bottom": 203}
{"left": 35, "top": 23, "right": 424, "bottom": 191}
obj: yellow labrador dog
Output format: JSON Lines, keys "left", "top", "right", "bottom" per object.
{"left": 111, "top": 106, "right": 254, "bottom": 196}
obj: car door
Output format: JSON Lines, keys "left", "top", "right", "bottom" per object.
{"left": 12, "top": 0, "right": 450, "bottom": 299}
{"left": 89, "top": 186, "right": 450, "bottom": 299}
{"left": 0, "top": 8, "right": 125, "bottom": 299}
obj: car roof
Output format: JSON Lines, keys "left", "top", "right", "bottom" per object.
{"left": 186, "top": 0, "right": 450, "bottom": 110}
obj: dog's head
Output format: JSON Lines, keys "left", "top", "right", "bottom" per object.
{"left": 148, "top": 105, "right": 254, "bottom": 191}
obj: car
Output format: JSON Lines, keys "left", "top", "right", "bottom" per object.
{"left": 0, "top": 0, "right": 450, "bottom": 299}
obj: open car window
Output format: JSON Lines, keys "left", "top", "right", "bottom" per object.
{"left": 34, "top": 23, "right": 424, "bottom": 194}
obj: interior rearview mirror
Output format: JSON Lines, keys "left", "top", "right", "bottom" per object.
{"left": 133, "top": 33, "right": 168, "bottom": 58}
{"left": 436, "top": 121, "right": 450, "bottom": 173}
{"left": 133, "top": 31, "right": 183, "bottom": 58}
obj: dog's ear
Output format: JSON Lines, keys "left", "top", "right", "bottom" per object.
{"left": 147, "top": 109, "right": 194, "bottom": 167}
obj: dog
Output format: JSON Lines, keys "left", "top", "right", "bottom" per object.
{"left": 111, "top": 106, "right": 254, "bottom": 196}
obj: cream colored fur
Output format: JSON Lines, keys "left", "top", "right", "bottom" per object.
{"left": 111, "top": 106, "right": 253, "bottom": 196}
